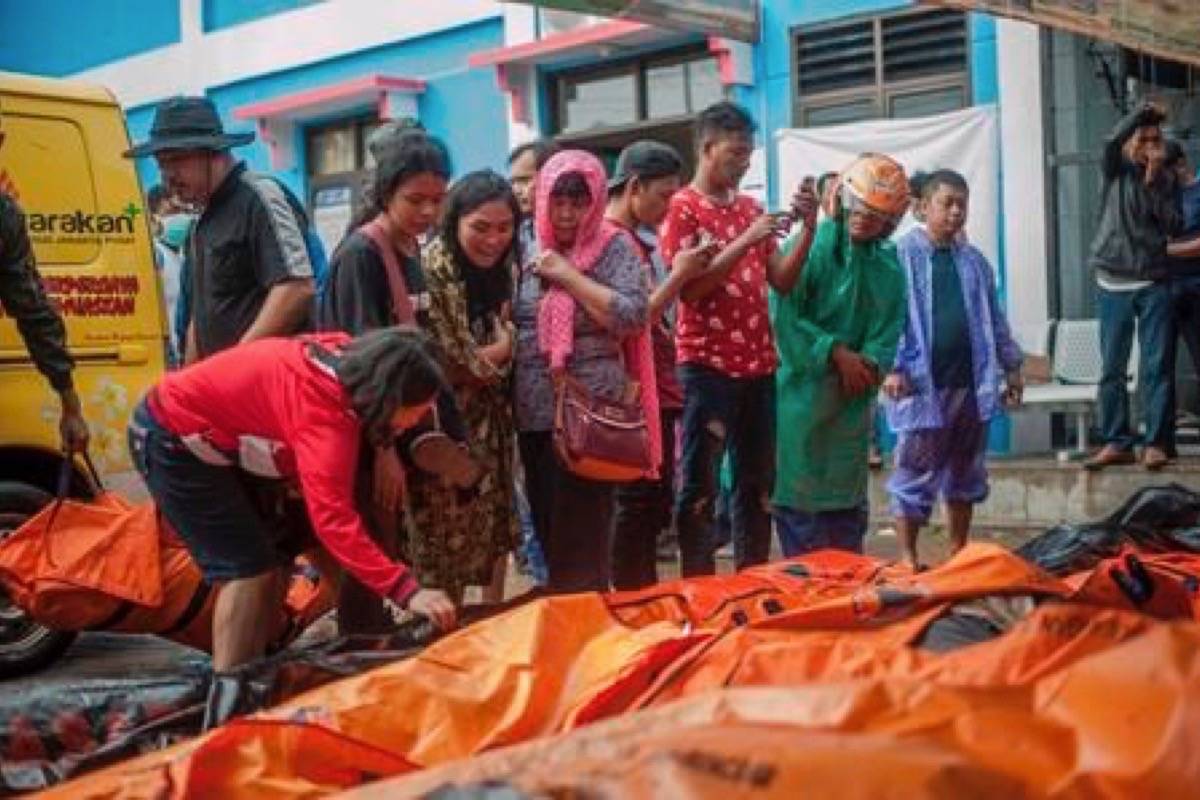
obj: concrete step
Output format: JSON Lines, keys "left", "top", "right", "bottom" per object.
{"left": 867, "top": 457, "right": 1200, "bottom": 531}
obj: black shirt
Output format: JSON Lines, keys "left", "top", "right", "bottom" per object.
{"left": 189, "top": 163, "right": 314, "bottom": 358}
{"left": 317, "top": 229, "right": 430, "bottom": 334}
{"left": 318, "top": 230, "right": 463, "bottom": 446}
{"left": 931, "top": 247, "right": 974, "bottom": 389}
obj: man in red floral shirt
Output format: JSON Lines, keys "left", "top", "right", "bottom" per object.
{"left": 659, "top": 101, "right": 817, "bottom": 575}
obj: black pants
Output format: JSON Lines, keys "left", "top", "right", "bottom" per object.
{"left": 612, "top": 409, "right": 679, "bottom": 590}
{"left": 518, "top": 431, "right": 615, "bottom": 593}
{"left": 675, "top": 364, "right": 775, "bottom": 576}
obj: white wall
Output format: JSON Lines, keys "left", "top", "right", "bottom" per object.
{"left": 997, "top": 18, "right": 1050, "bottom": 334}
{"left": 997, "top": 18, "right": 1053, "bottom": 453}
{"left": 74, "top": 0, "right": 504, "bottom": 108}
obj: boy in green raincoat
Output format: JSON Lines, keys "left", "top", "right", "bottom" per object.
{"left": 771, "top": 154, "right": 909, "bottom": 555}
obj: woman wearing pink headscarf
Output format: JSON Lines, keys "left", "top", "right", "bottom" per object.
{"left": 512, "top": 149, "right": 655, "bottom": 592}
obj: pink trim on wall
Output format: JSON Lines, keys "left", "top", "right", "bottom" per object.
{"left": 496, "top": 64, "right": 529, "bottom": 125}
{"left": 232, "top": 74, "right": 425, "bottom": 120}
{"left": 468, "top": 19, "right": 648, "bottom": 68}
{"left": 707, "top": 36, "right": 736, "bottom": 86}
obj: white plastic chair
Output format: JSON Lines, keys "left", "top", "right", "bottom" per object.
{"left": 1020, "top": 319, "right": 1137, "bottom": 452}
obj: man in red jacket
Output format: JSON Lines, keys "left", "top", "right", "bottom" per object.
{"left": 128, "top": 327, "right": 457, "bottom": 669}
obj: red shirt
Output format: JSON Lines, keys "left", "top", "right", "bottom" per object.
{"left": 659, "top": 186, "right": 777, "bottom": 378}
{"left": 148, "top": 334, "right": 418, "bottom": 605}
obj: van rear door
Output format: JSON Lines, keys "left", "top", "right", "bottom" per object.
{"left": 0, "top": 77, "right": 167, "bottom": 475}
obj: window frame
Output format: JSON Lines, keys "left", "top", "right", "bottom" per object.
{"left": 304, "top": 113, "right": 378, "bottom": 179}
{"left": 549, "top": 44, "right": 726, "bottom": 136}
{"left": 790, "top": 7, "right": 973, "bottom": 128}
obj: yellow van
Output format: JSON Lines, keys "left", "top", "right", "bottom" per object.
{"left": 0, "top": 71, "right": 167, "bottom": 674}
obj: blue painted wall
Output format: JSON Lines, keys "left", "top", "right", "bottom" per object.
{"left": 122, "top": 19, "right": 506, "bottom": 202}
{"left": 754, "top": 1, "right": 999, "bottom": 201}
{"left": 0, "top": 0, "right": 179, "bottom": 76}
{"left": 202, "top": 0, "right": 324, "bottom": 32}
{"left": 193, "top": 17, "right": 506, "bottom": 199}
{"left": 126, "top": 104, "right": 162, "bottom": 196}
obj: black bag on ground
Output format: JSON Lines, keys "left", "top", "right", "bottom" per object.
{"left": 1016, "top": 484, "right": 1200, "bottom": 576}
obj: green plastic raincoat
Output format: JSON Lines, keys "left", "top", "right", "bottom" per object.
{"left": 771, "top": 217, "right": 907, "bottom": 512}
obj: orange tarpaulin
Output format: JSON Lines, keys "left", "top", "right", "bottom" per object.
{"left": 0, "top": 494, "right": 332, "bottom": 652}
{"left": 0, "top": 492, "right": 164, "bottom": 622}
{"left": 344, "top": 617, "right": 1200, "bottom": 799}
{"left": 607, "top": 546, "right": 888, "bottom": 629}
{"left": 36, "top": 544, "right": 1200, "bottom": 799}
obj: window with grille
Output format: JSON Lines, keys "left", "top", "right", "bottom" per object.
{"left": 792, "top": 8, "right": 970, "bottom": 127}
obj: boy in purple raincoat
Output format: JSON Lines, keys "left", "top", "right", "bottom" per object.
{"left": 882, "top": 170, "right": 1024, "bottom": 568}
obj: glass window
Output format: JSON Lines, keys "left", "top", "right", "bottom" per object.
{"left": 794, "top": 9, "right": 969, "bottom": 127}
{"left": 309, "top": 125, "right": 356, "bottom": 176}
{"left": 687, "top": 58, "right": 724, "bottom": 110}
{"left": 646, "top": 57, "right": 724, "bottom": 119}
{"left": 562, "top": 71, "right": 638, "bottom": 133}
{"left": 360, "top": 120, "right": 384, "bottom": 169}
{"left": 805, "top": 99, "right": 877, "bottom": 127}
{"left": 647, "top": 62, "right": 687, "bottom": 119}
{"left": 553, "top": 49, "right": 725, "bottom": 135}
{"left": 888, "top": 86, "right": 966, "bottom": 119}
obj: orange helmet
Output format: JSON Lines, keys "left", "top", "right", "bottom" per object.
{"left": 838, "top": 153, "right": 910, "bottom": 220}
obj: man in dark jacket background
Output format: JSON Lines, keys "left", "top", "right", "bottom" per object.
{"left": 1085, "top": 101, "right": 1181, "bottom": 472}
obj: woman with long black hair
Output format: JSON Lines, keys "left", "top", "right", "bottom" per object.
{"left": 317, "top": 132, "right": 475, "bottom": 632}
{"left": 127, "top": 327, "right": 458, "bottom": 670}
{"left": 405, "top": 170, "right": 521, "bottom": 601}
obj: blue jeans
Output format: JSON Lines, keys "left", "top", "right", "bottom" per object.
{"left": 1098, "top": 284, "right": 1176, "bottom": 450}
{"left": 773, "top": 503, "right": 869, "bottom": 557}
{"left": 513, "top": 475, "right": 547, "bottom": 587}
{"left": 674, "top": 364, "right": 774, "bottom": 576}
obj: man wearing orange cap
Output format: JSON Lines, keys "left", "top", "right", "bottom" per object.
{"left": 771, "top": 153, "right": 909, "bottom": 556}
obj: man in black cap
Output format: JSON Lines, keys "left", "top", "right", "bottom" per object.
{"left": 0, "top": 103, "right": 89, "bottom": 454}
{"left": 126, "top": 96, "right": 314, "bottom": 364}
{"left": 605, "top": 140, "right": 718, "bottom": 589}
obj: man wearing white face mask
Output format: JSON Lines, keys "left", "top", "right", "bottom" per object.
{"left": 148, "top": 184, "right": 195, "bottom": 366}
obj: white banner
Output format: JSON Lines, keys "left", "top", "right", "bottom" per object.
{"left": 776, "top": 104, "right": 1002, "bottom": 277}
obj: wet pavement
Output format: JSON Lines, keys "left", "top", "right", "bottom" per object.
{"left": 4, "top": 634, "right": 206, "bottom": 694}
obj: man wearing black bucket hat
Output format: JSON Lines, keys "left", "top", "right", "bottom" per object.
{"left": 126, "top": 96, "right": 315, "bottom": 363}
